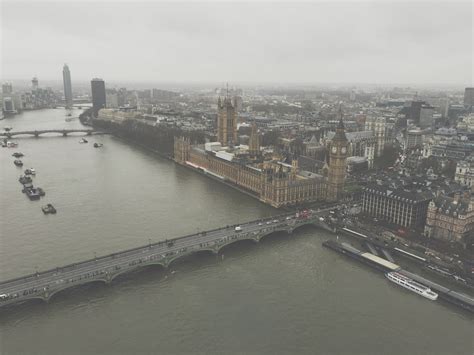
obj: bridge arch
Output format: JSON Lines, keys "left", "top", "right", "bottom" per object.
{"left": 14, "top": 295, "right": 48, "bottom": 306}
{"left": 290, "top": 222, "right": 317, "bottom": 234}
{"left": 256, "top": 226, "right": 294, "bottom": 241}
{"left": 109, "top": 261, "right": 167, "bottom": 282}
{"left": 216, "top": 237, "right": 258, "bottom": 253}
{"left": 166, "top": 249, "right": 216, "bottom": 268}
{"left": 257, "top": 230, "right": 289, "bottom": 243}
{"left": 46, "top": 278, "right": 109, "bottom": 301}
{"left": 1, "top": 129, "right": 96, "bottom": 138}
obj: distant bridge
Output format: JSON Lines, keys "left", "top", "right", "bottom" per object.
{"left": 0, "top": 207, "right": 338, "bottom": 308}
{"left": 1, "top": 129, "right": 103, "bottom": 138}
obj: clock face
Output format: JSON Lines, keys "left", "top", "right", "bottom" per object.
{"left": 331, "top": 146, "right": 337, "bottom": 153}
{"left": 341, "top": 147, "right": 347, "bottom": 154}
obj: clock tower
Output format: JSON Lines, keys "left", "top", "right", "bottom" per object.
{"left": 327, "top": 109, "right": 348, "bottom": 202}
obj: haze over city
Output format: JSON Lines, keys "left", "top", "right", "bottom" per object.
{"left": 2, "top": 0, "right": 472, "bottom": 85}
{"left": 1, "top": 1, "right": 473, "bottom": 354}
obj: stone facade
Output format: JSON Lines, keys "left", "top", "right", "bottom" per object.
{"left": 248, "top": 122, "right": 260, "bottom": 156}
{"left": 174, "top": 136, "right": 328, "bottom": 208}
{"left": 424, "top": 193, "right": 474, "bottom": 245}
{"left": 325, "top": 130, "right": 375, "bottom": 169}
{"left": 217, "top": 96, "right": 238, "bottom": 146}
{"left": 455, "top": 159, "right": 474, "bottom": 191}
{"left": 174, "top": 99, "right": 350, "bottom": 208}
{"left": 327, "top": 118, "right": 348, "bottom": 201}
{"left": 365, "top": 117, "right": 386, "bottom": 157}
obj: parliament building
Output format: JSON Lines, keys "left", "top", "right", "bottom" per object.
{"left": 174, "top": 97, "right": 348, "bottom": 208}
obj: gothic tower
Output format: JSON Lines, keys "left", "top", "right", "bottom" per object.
{"left": 248, "top": 122, "right": 260, "bottom": 156}
{"left": 217, "top": 95, "right": 238, "bottom": 146}
{"left": 174, "top": 136, "right": 190, "bottom": 164}
{"left": 327, "top": 108, "right": 348, "bottom": 201}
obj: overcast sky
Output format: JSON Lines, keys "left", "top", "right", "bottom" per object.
{"left": 1, "top": 0, "right": 472, "bottom": 86}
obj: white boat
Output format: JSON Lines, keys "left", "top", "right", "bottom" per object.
{"left": 386, "top": 272, "right": 438, "bottom": 301}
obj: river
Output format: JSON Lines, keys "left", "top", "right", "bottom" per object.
{"left": 0, "top": 109, "right": 472, "bottom": 354}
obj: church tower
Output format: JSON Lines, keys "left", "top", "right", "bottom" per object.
{"left": 217, "top": 93, "right": 238, "bottom": 146}
{"left": 327, "top": 108, "right": 348, "bottom": 202}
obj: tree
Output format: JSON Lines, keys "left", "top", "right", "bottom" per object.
{"left": 374, "top": 144, "right": 400, "bottom": 169}
{"left": 441, "top": 159, "right": 457, "bottom": 178}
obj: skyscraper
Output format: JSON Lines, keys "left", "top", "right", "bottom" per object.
{"left": 407, "top": 100, "right": 425, "bottom": 124}
{"left": 464, "top": 88, "right": 474, "bottom": 109}
{"left": 62, "top": 64, "right": 73, "bottom": 108}
{"left": 91, "top": 78, "right": 106, "bottom": 112}
{"left": 2, "top": 82, "right": 13, "bottom": 95}
{"left": 31, "top": 77, "right": 39, "bottom": 90}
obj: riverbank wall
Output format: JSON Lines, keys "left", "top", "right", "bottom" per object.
{"left": 88, "top": 115, "right": 204, "bottom": 158}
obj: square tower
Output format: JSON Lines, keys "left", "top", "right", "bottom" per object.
{"left": 217, "top": 96, "right": 238, "bottom": 146}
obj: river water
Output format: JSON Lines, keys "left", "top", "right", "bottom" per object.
{"left": 0, "top": 109, "right": 472, "bottom": 354}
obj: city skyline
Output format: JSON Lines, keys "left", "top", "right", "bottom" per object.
{"left": 2, "top": 1, "right": 472, "bottom": 85}
{"left": 1, "top": 1, "right": 473, "bottom": 353}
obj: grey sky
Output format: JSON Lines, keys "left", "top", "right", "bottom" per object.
{"left": 2, "top": 0, "right": 472, "bottom": 85}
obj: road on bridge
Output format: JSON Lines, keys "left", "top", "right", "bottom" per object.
{"left": 0, "top": 206, "right": 339, "bottom": 307}
{"left": 0, "top": 129, "right": 99, "bottom": 138}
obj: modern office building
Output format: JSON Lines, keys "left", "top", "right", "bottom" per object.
{"left": 419, "top": 104, "right": 435, "bottom": 129}
{"left": 91, "top": 78, "right": 106, "bottom": 112}
{"left": 406, "top": 129, "right": 424, "bottom": 149}
{"left": 408, "top": 100, "right": 425, "bottom": 124}
{"left": 62, "top": 64, "right": 73, "bottom": 108}
{"left": 31, "top": 77, "right": 39, "bottom": 90}
{"left": 464, "top": 87, "right": 474, "bottom": 109}
{"left": 362, "top": 184, "right": 434, "bottom": 229}
{"left": 3, "top": 97, "right": 15, "bottom": 113}
{"left": 2, "top": 82, "right": 13, "bottom": 95}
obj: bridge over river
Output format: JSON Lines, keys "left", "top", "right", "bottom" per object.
{"left": 0, "top": 207, "right": 337, "bottom": 308}
{"left": 1, "top": 129, "right": 103, "bottom": 138}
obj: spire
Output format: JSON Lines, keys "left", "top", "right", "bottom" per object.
{"left": 334, "top": 104, "right": 347, "bottom": 142}
{"left": 337, "top": 103, "right": 344, "bottom": 129}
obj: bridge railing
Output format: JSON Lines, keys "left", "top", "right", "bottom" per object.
{"left": 0, "top": 208, "right": 334, "bottom": 287}
{"left": 0, "top": 219, "right": 332, "bottom": 308}
{"left": 0, "top": 129, "right": 97, "bottom": 137}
